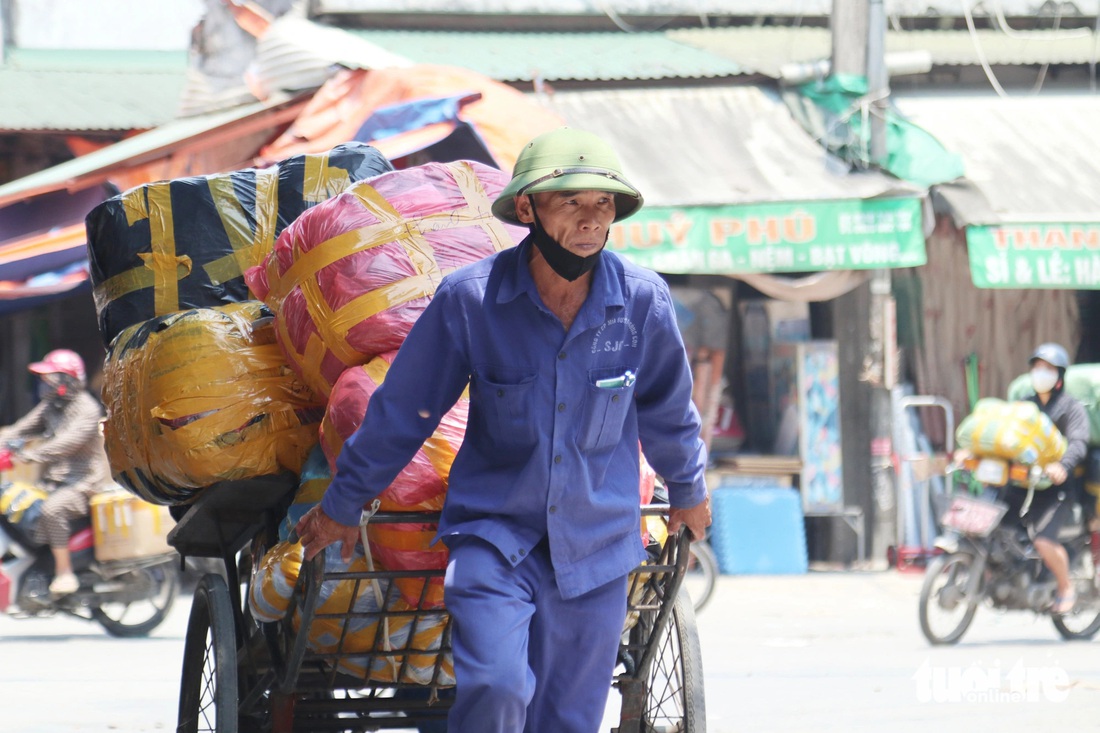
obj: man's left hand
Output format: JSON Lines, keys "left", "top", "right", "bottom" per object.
{"left": 668, "top": 495, "right": 712, "bottom": 542}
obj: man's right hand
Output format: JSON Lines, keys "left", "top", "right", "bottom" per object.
{"left": 294, "top": 505, "right": 360, "bottom": 562}
{"left": 1044, "top": 462, "right": 1068, "bottom": 485}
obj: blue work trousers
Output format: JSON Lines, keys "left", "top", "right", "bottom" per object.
{"left": 443, "top": 535, "right": 629, "bottom": 733}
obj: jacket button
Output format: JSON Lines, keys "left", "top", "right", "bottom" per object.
{"left": 558, "top": 402, "right": 566, "bottom": 412}
{"left": 510, "top": 554, "right": 517, "bottom": 562}
{"left": 554, "top": 455, "right": 562, "bottom": 464}
{"left": 612, "top": 394, "right": 620, "bottom": 403}
{"left": 519, "top": 548, "right": 526, "bottom": 556}
{"left": 558, "top": 352, "right": 567, "bottom": 360}
{"left": 497, "top": 389, "right": 504, "bottom": 397}
{"left": 549, "top": 505, "right": 557, "bottom": 514}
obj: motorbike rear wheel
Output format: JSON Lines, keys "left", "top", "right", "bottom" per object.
{"left": 919, "top": 553, "right": 980, "bottom": 645}
{"left": 1052, "top": 544, "right": 1100, "bottom": 641}
{"left": 91, "top": 559, "right": 179, "bottom": 638}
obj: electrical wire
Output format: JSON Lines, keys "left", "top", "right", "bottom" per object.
{"left": 993, "top": 0, "right": 1090, "bottom": 39}
{"left": 1091, "top": 12, "right": 1099, "bottom": 92}
{"left": 1031, "top": 2, "right": 1064, "bottom": 93}
{"left": 962, "top": 0, "right": 1009, "bottom": 98}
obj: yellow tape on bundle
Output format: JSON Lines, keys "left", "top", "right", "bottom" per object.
{"left": 302, "top": 150, "right": 357, "bottom": 204}
{"left": 93, "top": 185, "right": 193, "bottom": 316}
{"left": 203, "top": 167, "right": 279, "bottom": 287}
{"left": 449, "top": 159, "right": 519, "bottom": 254}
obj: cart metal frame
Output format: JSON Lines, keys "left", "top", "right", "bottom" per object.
{"left": 170, "top": 475, "right": 706, "bottom": 732}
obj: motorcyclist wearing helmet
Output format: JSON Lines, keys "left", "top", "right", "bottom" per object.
{"left": 1014, "top": 343, "right": 1090, "bottom": 614}
{"left": 295, "top": 127, "right": 711, "bottom": 733}
{"left": 0, "top": 350, "right": 111, "bottom": 595}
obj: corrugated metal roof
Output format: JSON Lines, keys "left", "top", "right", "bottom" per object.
{"left": 669, "top": 26, "right": 1100, "bottom": 78}
{"left": 0, "top": 50, "right": 188, "bottom": 131}
{"left": 545, "top": 85, "right": 919, "bottom": 208}
{"left": 344, "top": 30, "right": 744, "bottom": 82}
{"left": 315, "top": 0, "right": 1099, "bottom": 16}
{"left": 893, "top": 92, "right": 1100, "bottom": 223}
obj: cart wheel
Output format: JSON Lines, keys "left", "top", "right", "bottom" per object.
{"left": 178, "top": 574, "right": 239, "bottom": 733}
{"left": 620, "top": 585, "right": 706, "bottom": 732}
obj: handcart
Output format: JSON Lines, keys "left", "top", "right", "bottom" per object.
{"left": 169, "top": 474, "right": 706, "bottom": 732}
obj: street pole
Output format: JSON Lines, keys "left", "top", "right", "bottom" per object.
{"left": 831, "top": 0, "right": 896, "bottom": 568}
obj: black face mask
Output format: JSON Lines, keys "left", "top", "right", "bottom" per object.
{"left": 526, "top": 204, "right": 604, "bottom": 282}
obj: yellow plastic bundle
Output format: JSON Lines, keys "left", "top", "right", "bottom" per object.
{"left": 102, "top": 301, "right": 323, "bottom": 505}
{"left": 0, "top": 482, "right": 47, "bottom": 537}
{"left": 955, "top": 398, "right": 1067, "bottom": 466}
{"left": 248, "top": 540, "right": 455, "bottom": 686}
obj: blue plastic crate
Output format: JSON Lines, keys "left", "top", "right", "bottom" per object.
{"left": 709, "top": 486, "right": 808, "bottom": 575}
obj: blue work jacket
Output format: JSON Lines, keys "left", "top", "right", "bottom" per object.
{"left": 322, "top": 239, "right": 708, "bottom": 598}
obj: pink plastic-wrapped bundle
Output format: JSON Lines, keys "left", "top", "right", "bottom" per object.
{"left": 246, "top": 160, "right": 524, "bottom": 397}
{"left": 320, "top": 354, "right": 469, "bottom": 512}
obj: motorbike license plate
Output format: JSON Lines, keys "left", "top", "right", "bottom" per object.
{"left": 939, "top": 495, "right": 1009, "bottom": 537}
{"left": 973, "top": 458, "right": 1010, "bottom": 486}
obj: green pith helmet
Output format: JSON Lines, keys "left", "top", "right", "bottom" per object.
{"left": 491, "top": 127, "right": 644, "bottom": 225}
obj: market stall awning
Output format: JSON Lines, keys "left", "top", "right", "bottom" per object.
{"left": 548, "top": 85, "right": 927, "bottom": 275}
{"left": 0, "top": 94, "right": 310, "bottom": 313}
{"left": 893, "top": 93, "right": 1100, "bottom": 289}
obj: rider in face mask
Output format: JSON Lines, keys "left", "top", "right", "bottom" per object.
{"left": 1015, "top": 343, "right": 1090, "bottom": 614}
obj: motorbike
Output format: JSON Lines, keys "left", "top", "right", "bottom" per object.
{"left": 919, "top": 455, "right": 1100, "bottom": 645}
{"left": 0, "top": 446, "right": 179, "bottom": 638}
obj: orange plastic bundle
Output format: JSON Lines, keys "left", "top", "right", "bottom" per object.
{"left": 102, "top": 301, "right": 323, "bottom": 505}
{"left": 246, "top": 160, "right": 524, "bottom": 397}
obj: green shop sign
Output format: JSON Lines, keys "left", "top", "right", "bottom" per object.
{"left": 606, "top": 197, "right": 926, "bottom": 274}
{"left": 968, "top": 223, "right": 1100, "bottom": 289}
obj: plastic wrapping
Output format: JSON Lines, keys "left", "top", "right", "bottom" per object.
{"left": 956, "top": 398, "right": 1067, "bottom": 467}
{"left": 245, "top": 159, "right": 524, "bottom": 397}
{"left": 86, "top": 143, "right": 393, "bottom": 346}
{"left": 0, "top": 482, "right": 47, "bottom": 543}
{"left": 102, "top": 301, "right": 324, "bottom": 505}
{"left": 321, "top": 354, "right": 469, "bottom": 511}
{"left": 248, "top": 540, "right": 454, "bottom": 686}
{"left": 279, "top": 445, "right": 331, "bottom": 542}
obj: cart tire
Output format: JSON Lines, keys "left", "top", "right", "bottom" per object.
{"left": 623, "top": 585, "right": 706, "bottom": 732}
{"left": 919, "top": 553, "right": 979, "bottom": 645}
{"left": 178, "top": 574, "right": 239, "bottom": 733}
{"left": 683, "top": 541, "right": 718, "bottom": 613}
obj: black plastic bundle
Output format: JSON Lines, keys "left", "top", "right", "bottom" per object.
{"left": 86, "top": 142, "right": 393, "bottom": 347}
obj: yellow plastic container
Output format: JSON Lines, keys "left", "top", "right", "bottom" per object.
{"left": 90, "top": 490, "right": 176, "bottom": 562}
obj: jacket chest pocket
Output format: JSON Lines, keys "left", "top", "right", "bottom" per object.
{"left": 577, "top": 369, "right": 636, "bottom": 452}
{"left": 472, "top": 367, "right": 538, "bottom": 449}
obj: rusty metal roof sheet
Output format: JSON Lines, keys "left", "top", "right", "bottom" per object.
{"left": 893, "top": 92, "right": 1100, "bottom": 223}
{"left": 545, "top": 85, "right": 920, "bottom": 208}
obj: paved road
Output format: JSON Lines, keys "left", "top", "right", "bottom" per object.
{"left": 2, "top": 570, "right": 1098, "bottom": 732}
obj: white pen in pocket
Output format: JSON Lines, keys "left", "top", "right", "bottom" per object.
{"left": 595, "top": 370, "right": 636, "bottom": 389}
